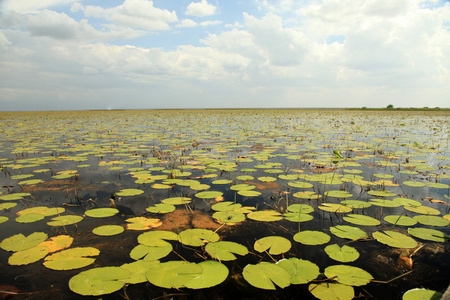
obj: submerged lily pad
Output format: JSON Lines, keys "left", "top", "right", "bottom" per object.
{"left": 254, "top": 236, "right": 291, "bottom": 255}
{"left": 69, "top": 266, "right": 130, "bottom": 296}
{"left": 242, "top": 262, "right": 291, "bottom": 290}
{"left": 277, "top": 258, "right": 320, "bottom": 284}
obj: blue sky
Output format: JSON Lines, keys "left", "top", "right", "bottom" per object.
{"left": 0, "top": 0, "right": 449, "bottom": 111}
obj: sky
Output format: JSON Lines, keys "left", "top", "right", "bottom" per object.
{"left": 0, "top": 0, "right": 449, "bottom": 111}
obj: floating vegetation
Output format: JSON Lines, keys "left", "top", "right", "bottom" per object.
{"left": 0, "top": 109, "right": 449, "bottom": 299}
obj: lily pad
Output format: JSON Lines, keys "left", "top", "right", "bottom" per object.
{"left": 211, "top": 201, "right": 242, "bottom": 211}
{"left": 69, "top": 266, "right": 130, "bottom": 296}
{"left": 146, "top": 203, "right": 176, "bottom": 213}
{"left": 329, "top": 225, "right": 368, "bottom": 240}
{"left": 92, "top": 225, "right": 125, "bottom": 236}
{"left": 137, "top": 230, "right": 179, "bottom": 246}
{"left": 384, "top": 215, "right": 417, "bottom": 226}
{"left": 308, "top": 282, "right": 354, "bottom": 300}
{"left": 116, "top": 189, "right": 144, "bottom": 196}
{"left": 0, "top": 203, "right": 17, "bottom": 210}
{"left": 146, "top": 261, "right": 202, "bottom": 289}
{"left": 369, "top": 199, "right": 402, "bottom": 208}
{"left": 184, "top": 260, "right": 229, "bottom": 289}
{"left": 44, "top": 247, "right": 100, "bottom": 270}
{"left": 288, "top": 181, "right": 313, "bottom": 188}
{"left": 403, "top": 181, "right": 427, "bottom": 187}
{"left": 213, "top": 210, "right": 246, "bottom": 224}
{"left": 247, "top": 210, "right": 283, "bottom": 222}
{"left": 318, "top": 203, "right": 352, "bottom": 213}
{"left": 161, "top": 197, "right": 192, "bottom": 205}
{"left": 277, "top": 258, "right": 320, "bottom": 284}
{"left": 404, "top": 205, "right": 440, "bottom": 215}
{"left": 238, "top": 190, "right": 262, "bottom": 197}
{"left": 413, "top": 215, "right": 449, "bottom": 226}
{"left": 343, "top": 214, "right": 380, "bottom": 226}
{"left": 373, "top": 230, "right": 417, "bottom": 248}
{"left": 293, "top": 231, "right": 330, "bottom": 245}
{"left": 120, "top": 260, "right": 159, "bottom": 284}
{"left": 16, "top": 213, "right": 45, "bottom": 223}
{"left": 39, "top": 235, "right": 73, "bottom": 252}
{"left": 0, "top": 193, "right": 31, "bottom": 201}
{"left": 407, "top": 228, "right": 448, "bottom": 242}
{"left": 195, "top": 191, "right": 223, "bottom": 199}
{"left": 125, "top": 217, "right": 162, "bottom": 230}
{"left": 47, "top": 215, "right": 84, "bottom": 226}
{"left": 1, "top": 232, "right": 48, "bottom": 252}
{"left": 205, "top": 241, "right": 248, "bottom": 261}
{"left": 324, "top": 244, "right": 360, "bottom": 262}
{"left": 324, "top": 190, "right": 353, "bottom": 198}
{"left": 402, "top": 288, "right": 444, "bottom": 300}
{"left": 287, "top": 204, "right": 314, "bottom": 213}
{"left": 129, "top": 243, "right": 172, "bottom": 261}
{"left": 324, "top": 265, "right": 373, "bottom": 286}
{"left": 178, "top": 228, "right": 220, "bottom": 246}
{"left": 242, "top": 262, "right": 291, "bottom": 290}
{"left": 283, "top": 212, "right": 314, "bottom": 222}
{"left": 254, "top": 236, "right": 291, "bottom": 255}
{"left": 85, "top": 208, "right": 119, "bottom": 218}
{"left": 367, "top": 190, "right": 397, "bottom": 197}
{"left": 341, "top": 200, "right": 371, "bottom": 209}
{"left": 8, "top": 246, "right": 49, "bottom": 265}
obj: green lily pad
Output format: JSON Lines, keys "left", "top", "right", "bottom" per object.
{"left": 205, "top": 241, "right": 248, "bottom": 261}
{"left": 341, "top": 200, "right": 372, "bottom": 209}
{"left": 293, "top": 230, "right": 330, "bottom": 245}
{"left": 146, "top": 261, "right": 203, "bottom": 289}
{"left": 116, "top": 188, "right": 144, "bottom": 196}
{"left": 0, "top": 216, "right": 8, "bottom": 224}
{"left": 213, "top": 210, "right": 246, "bottom": 224}
{"left": 403, "top": 181, "right": 427, "bottom": 187}
{"left": 254, "top": 236, "right": 291, "bottom": 255}
{"left": 8, "top": 245, "right": 49, "bottom": 265}
{"left": 392, "top": 198, "right": 421, "bottom": 207}
{"left": 47, "top": 215, "right": 84, "bottom": 226}
{"left": 152, "top": 183, "right": 172, "bottom": 189}
{"left": 125, "top": 217, "right": 162, "bottom": 230}
{"left": 18, "top": 179, "right": 43, "bottom": 185}
{"left": 277, "top": 258, "right": 320, "bottom": 284}
{"left": 120, "top": 260, "right": 159, "bottom": 284}
{"left": 292, "top": 191, "right": 321, "bottom": 199}
{"left": 15, "top": 213, "right": 45, "bottom": 223}
{"left": 1, "top": 232, "right": 48, "bottom": 252}
{"left": 324, "top": 190, "right": 353, "bottom": 198}
{"left": 242, "top": 262, "right": 291, "bottom": 290}
{"left": 195, "top": 191, "right": 223, "bottom": 199}
{"left": 230, "top": 184, "right": 255, "bottom": 191}
{"left": 324, "top": 244, "right": 360, "bottom": 262}
{"left": 367, "top": 190, "right": 397, "bottom": 197}
{"left": 211, "top": 201, "right": 242, "bottom": 211}
{"left": 0, "top": 193, "right": 31, "bottom": 201}
{"left": 287, "top": 204, "right": 314, "bottom": 213}
{"left": 130, "top": 243, "right": 172, "bottom": 261}
{"left": 146, "top": 203, "right": 176, "bottom": 213}
{"left": 404, "top": 205, "right": 440, "bottom": 215}
{"left": 44, "top": 247, "right": 100, "bottom": 270}
{"left": 413, "top": 215, "right": 449, "bottom": 226}
{"left": 318, "top": 203, "right": 352, "bottom": 213}
{"left": 238, "top": 190, "right": 262, "bottom": 197}
{"left": 178, "top": 228, "right": 220, "bottom": 246}
{"left": 236, "top": 175, "right": 254, "bottom": 180}
{"left": 161, "top": 197, "right": 192, "bottom": 205}
{"left": 184, "top": 260, "right": 229, "bottom": 289}
{"left": 92, "top": 225, "right": 124, "bottom": 236}
{"left": 330, "top": 225, "right": 368, "bottom": 240}
{"left": 17, "top": 206, "right": 65, "bottom": 217}
{"left": 138, "top": 230, "right": 179, "bottom": 246}
{"left": 212, "top": 179, "right": 233, "bottom": 184}
{"left": 283, "top": 212, "right": 314, "bottom": 222}
{"left": 258, "top": 176, "right": 277, "bottom": 182}
{"left": 426, "top": 182, "right": 449, "bottom": 188}
{"left": 85, "top": 208, "right": 119, "bottom": 218}
{"left": 247, "top": 210, "right": 283, "bottom": 222}
{"left": 0, "top": 203, "right": 17, "bottom": 210}
{"left": 369, "top": 199, "right": 402, "bottom": 207}
{"left": 407, "top": 228, "right": 448, "bottom": 242}
{"left": 402, "top": 288, "right": 444, "bottom": 300}
{"left": 309, "top": 282, "right": 354, "bottom": 300}
{"left": 373, "top": 230, "right": 417, "bottom": 248}
{"left": 324, "top": 265, "right": 373, "bottom": 286}
{"left": 288, "top": 181, "right": 313, "bottom": 188}
{"left": 384, "top": 215, "right": 418, "bottom": 226}
{"left": 69, "top": 266, "right": 130, "bottom": 296}
{"left": 343, "top": 214, "right": 380, "bottom": 226}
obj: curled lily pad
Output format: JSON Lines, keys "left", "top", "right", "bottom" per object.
{"left": 324, "top": 244, "right": 360, "bottom": 262}
{"left": 309, "top": 282, "right": 354, "bottom": 300}
{"left": 242, "top": 262, "right": 291, "bottom": 290}
{"left": 1, "top": 232, "right": 48, "bottom": 252}
{"left": 178, "top": 228, "right": 220, "bottom": 246}
{"left": 254, "top": 236, "right": 291, "bottom": 255}
{"left": 324, "top": 265, "right": 373, "bottom": 286}
{"left": 293, "top": 231, "right": 330, "bottom": 245}
{"left": 277, "top": 258, "right": 320, "bottom": 284}
{"left": 205, "top": 241, "right": 248, "bottom": 261}
{"left": 69, "top": 266, "right": 130, "bottom": 296}
{"left": 85, "top": 208, "right": 119, "bottom": 218}
{"left": 373, "top": 230, "right": 417, "bottom": 248}
{"left": 92, "top": 225, "right": 124, "bottom": 236}
{"left": 44, "top": 247, "right": 100, "bottom": 270}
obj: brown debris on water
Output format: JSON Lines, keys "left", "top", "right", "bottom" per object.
{"left": 157, "top": 209, "right": 220, "bottom": 231}
{"left": 244, "top": 181, "right": 281, "bottom": 190}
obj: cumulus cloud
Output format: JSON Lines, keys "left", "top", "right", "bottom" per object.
{"left": 0, "top": 0, "right": 78, "bottom": 13}
{"left": 186, "top": 0, "right": 217, "bottom": 17}
{"left": 83, "top": 0, "right": 178, "bottom": 30}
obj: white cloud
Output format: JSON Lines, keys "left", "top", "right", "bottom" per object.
{"left": 177, "top": 19, "right": 198, "bottom": 28}
{"left": 186, "top": 0, "right": 217, "bottom": 17}
{"left": 0, "top": 0, "right": 78, "bottom": 13}
{"left": 83, "top": 0, "right": 178, "bottom": 30}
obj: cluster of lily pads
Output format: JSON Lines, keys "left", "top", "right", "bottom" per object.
{"left": 0, "top": 109, "right": 449, "bottom": 299}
